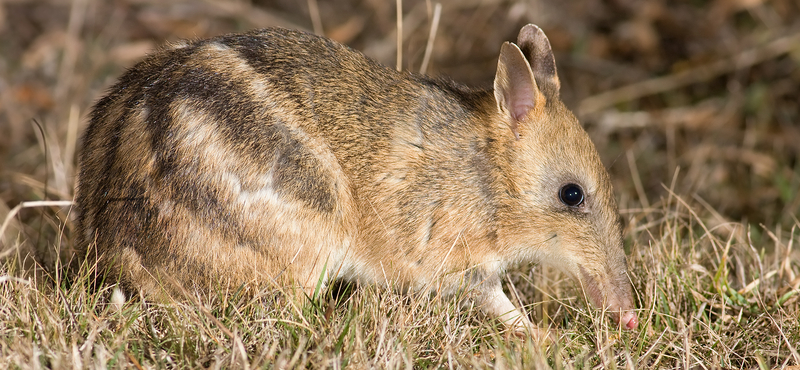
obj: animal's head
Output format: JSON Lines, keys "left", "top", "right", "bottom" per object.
{"left": 493, "top": 24, "right": 637, "bottom": 330}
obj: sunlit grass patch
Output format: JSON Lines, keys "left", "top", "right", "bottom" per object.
{"left": 1, "top": 192, "right": 797, "bottom": 368}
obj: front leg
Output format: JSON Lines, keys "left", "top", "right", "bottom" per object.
{"left": 476, "top": 278, "right": 551, "bottom": 342}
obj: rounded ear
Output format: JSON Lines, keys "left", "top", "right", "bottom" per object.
{"left": 494, "top": 41, "right": 538, "bottom": 138}
{"left": 516, "top": 24, "right": 560, "bottom": 97}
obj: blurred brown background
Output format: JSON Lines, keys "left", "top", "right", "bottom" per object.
{"left": 1, "top": 0, "right": 798, "bottom": 247}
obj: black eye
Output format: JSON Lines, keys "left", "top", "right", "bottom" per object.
{"left": 559, "top": 183, "right": 584, "bottom": 207}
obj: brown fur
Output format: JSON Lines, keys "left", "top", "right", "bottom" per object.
{"left": 75, "top": 25, "right": 637, "bottom": 337}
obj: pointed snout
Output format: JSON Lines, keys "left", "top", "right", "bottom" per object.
{"left": 578, "top": 266, "right": 638, "bottom": 330}
{"left": 606, "top": 301, "right": 639, "bottom": 330}
{"left": 620, "top": 310, "right": 639, "bottom": 330}
{"left": 599, "top": 290, "right": 639, "bottom": 330}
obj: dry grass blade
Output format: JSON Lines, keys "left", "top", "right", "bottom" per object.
{"left": 396, "top": 0, "right": 403, "bottom": 71}
{"left": 419, "top": 2, "right": 442, "bottom": 74}
{"left": 306, "top": 0, "right": 323, "bottom": 35}
{"left": 0, "top": 200, "right": 73, "bottom": 252}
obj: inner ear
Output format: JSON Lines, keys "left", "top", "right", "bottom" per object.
{"left": 493, "top": 42, "right": 539, "bottom": 126}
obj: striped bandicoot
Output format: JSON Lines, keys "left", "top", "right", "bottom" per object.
{"left": 76, "top": 24, "right": 638, "bottom": 337}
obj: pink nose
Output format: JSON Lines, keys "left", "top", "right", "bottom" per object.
{"left": 621, "top": 311, "right": 638, "bottom": 330}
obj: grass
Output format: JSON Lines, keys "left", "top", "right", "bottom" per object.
{"left": 1, "top": 192, "right": 798, "bottom": 368}
{"left": 2, "top": 0, "right": 799, "bottom": 368}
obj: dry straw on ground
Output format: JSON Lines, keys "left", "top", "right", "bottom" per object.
{"left": 1, "top": 0, "right": 799, "bottom": 368}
